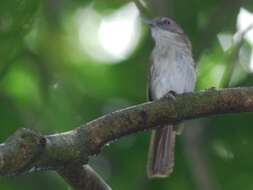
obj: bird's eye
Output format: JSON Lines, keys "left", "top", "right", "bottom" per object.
{"left": 163, "top": 19, "right": 171, "bottom": 25}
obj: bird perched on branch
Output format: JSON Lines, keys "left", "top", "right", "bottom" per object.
{"left": 144, "top": 17, "right": 196, "bottom": 178}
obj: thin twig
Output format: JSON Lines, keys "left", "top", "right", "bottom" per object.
{"left": 133, "top": 0, "right": 153, "bottom": 17}
{"left": 221, "top": 23, "right": 253, "bottom": 87}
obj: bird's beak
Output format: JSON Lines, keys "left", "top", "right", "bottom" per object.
{"left": 142, "top": 18, "right": 156, "bottom": 27}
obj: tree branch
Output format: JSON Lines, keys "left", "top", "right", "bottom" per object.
{"left": 84, "top": 87, "right": 253, "bottom": 153}
{"left": 1, "top": 87, "right": 253, "bottom": 188}
{"left": 58, "top": 164, "right": 111, "bottom": 190}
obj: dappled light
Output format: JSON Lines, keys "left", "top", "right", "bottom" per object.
{"left": 1, "top": 0, "right": 253, "bottom": 190}
{"left": 217, "top": 33, "right": 233, "bottom": 52}
{"left": 237, "top": 8, "right": 253, "bottom": 71}
{"left": 76, "top": 2, "right": 142, "bottom": 63}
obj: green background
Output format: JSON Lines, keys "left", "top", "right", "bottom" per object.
{"left": 0, "top": 0, "right": 253, "bottom": 189}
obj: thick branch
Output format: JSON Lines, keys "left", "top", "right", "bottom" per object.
{"left": 58, "top": 164, "right": 111, "bottom": 190}
{"left": 84, "top": 87, "right": 253, "bottom": 153}
{"left": 1, "top": 87, "right": 253, "bottom": 176}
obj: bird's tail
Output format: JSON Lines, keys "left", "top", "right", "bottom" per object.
{"left": 147, "top": 125, "right": 176, "bottom": 178}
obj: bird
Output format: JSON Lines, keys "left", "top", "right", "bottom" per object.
{"left": 144, "top": 17, "right": 196, "bottom": 178}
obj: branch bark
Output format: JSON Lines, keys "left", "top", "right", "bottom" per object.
{"left": 58, "top": 164, "right": 111, "bottom": 190}
{"left": 1, "top": 87, "right": 253, "bottom": 188}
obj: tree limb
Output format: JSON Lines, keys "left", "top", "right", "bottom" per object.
{"left": 58, "top": 164, "right": 111, "bottom": 190}
{"left": 1, "top": 87, "right": 253, "bottom": 188}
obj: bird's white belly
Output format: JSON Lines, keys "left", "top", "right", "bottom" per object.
{"left": 150, "top": 54, "right": 195, "bottom": 99}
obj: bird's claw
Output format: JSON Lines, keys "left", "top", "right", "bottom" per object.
{"left": 163, "top": 90, "right": 177, "bottom": 101}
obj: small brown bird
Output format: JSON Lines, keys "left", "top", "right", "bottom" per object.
{"left": 145, "top": 17, "right": 196, "bottom": 178}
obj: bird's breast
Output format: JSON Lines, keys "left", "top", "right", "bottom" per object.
{"left": 150, "top": 48, "right": 196, "bottom": 99}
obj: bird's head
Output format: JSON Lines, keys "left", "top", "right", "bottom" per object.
{"left": 143, "top": 17, "right": 186, "bottom": 46}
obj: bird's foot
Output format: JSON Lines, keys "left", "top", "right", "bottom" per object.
{"left": 163, "top": 90, "right": 177, "bottom": 101}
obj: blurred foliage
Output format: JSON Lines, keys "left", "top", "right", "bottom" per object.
{"left": 0, "top": 0, "right": 253, "bottom": 190}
